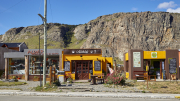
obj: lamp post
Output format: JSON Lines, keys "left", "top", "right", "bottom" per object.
{"left": 38, "top": 0, "right": 47, "bottom": 86}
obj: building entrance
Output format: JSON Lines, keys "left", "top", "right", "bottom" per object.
{"left": 75, "top": 60, "right": 91, "bottom": 80}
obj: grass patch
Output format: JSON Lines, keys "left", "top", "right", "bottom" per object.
{"left": 132, "top": 81, "right": 180, "bottom": 94}
{"left": 34, "top": 81, "right": 60, "bottom": 92}
{"left": 113, "top": 57, "right": 124, "bottom": 64}
{"left": 10, "top": 34, "right": 62, "bottom": 49}
{"left": 0, "top": 81, "right": 27, "bottom": 86}
{"left": 0, "top": 88, "right": 22, "bottom": 90}
{"left": 66, "top": 35, "right": 87, "bottom": 49}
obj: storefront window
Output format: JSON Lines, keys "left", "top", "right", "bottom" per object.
{"left": 9, "top": 58, "right": 25, "bottom": 74}
{"left": 29, "top": 56, "right": 59, "bottom": 75}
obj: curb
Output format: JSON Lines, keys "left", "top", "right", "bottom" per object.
{"left": 175, "top": 96, "right": 180, "bottom": 99}
{"left": 0, "top": 92, "right": 178, "bottom": 99}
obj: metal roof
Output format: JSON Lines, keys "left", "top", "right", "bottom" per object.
{"left": 0, "top": 43, "right": 22, "bottom": 48}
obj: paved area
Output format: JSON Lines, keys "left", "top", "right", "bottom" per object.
{"left": 0, "top": 95, "right": 179, "bottom": 101}
{"left": 0, "top": 79, "right": 141, "bottom": 92}
{"left": 0, "top": 91, "right": 179, "bottom": 99}
{"left": 0, "top": 80, "right": 40, "bottom": 91}
{"left": 0, "top": 79, "right": 180, "bottom": 99}
{"left": 0, "top": 96, "right": 179, "bottom": 101}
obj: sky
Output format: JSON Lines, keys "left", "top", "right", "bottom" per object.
{"left": 0, "top": 0, "right": 180, "bottom": 35}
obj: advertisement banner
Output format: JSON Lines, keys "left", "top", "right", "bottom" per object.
{"left": 133, "top": 52, "right": 141, "bottom": 67}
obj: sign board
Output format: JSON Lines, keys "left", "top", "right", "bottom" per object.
{"left": 151, "top": 52, "right": 157, "bottom": 58}
{"left": 63, "top": 49, "right": 101, "bottom": 54}
{"left": 133, "top": 52, "right": 141, "bottom": 67}
{"left": 24, "top": 49, "right": 62, "bottom": 55}
{"left": 64, "top": 61, "right": 70, "bottom": 71}
{"left": 169, "top": 58, "right": 177, "bottom": 73}
{"left": 94, "top": 61, "right": 101, "bottom": 71}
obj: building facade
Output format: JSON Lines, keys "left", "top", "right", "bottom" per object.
{"left": 4, "top": 49, "right": 113, "bottom": 81}
{"left": 124, "top": 49, "right": 179, "bottom": 80}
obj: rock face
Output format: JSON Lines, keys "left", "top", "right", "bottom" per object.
{"left": 2, "top": 12, "right": 180, "bottom": 60}
{"left": 74, "top": 12, "right": 180, "bottom": 60}
{"left": 1, "top": 23, "right": 71, "bottom": 42}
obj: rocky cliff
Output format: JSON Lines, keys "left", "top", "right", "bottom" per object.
{"left": 2, "top": 11, "right": 180, "bottom": 60}
{"left": 2, "top": 23, "right": 71, "bottom": 42}
{"left": 74, "top": 11, "right": 180, "bottom": 60}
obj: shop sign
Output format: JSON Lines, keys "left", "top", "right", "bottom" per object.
{"left": 27, "top": 50, "right": 59, "bottom": 55}
{"left": 63, "top": 49, "right": 101, "bottom": 54}
{"left": 151, "top": 52, "right": 157, "bottom": 58}
{"left": 64, "top": 61, "right": 70, "bottom": 71}
{"left": 169, "top": 58, "right": 177, "bottom": 74}
{"left": 133, "top": 52, "right": 141, "bottom": 67}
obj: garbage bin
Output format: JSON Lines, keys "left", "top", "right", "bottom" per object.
{"left": 156, "top": 71, "right": 160, "bottom": 79}
{"left": 57, "top": 71, "right": 65, "bottom": 83}
{"left": 58, "top": 75, "right": 64, "bottom": 83}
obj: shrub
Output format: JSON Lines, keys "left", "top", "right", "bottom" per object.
{"left": 34, "top": 76, "right": 38, "bottom": 79}
{"left": 13, "top": 76, "right": 17, "bottom": 79}
{"left": 104, "top": 70, "right": 126, "bottom": 85}
{"left": 65, "top": 73, "right": 73, "bottom": 83}
{"left": 53, "top": 80, "right": 61, "bottom": 86}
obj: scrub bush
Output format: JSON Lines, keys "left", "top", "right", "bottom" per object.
{"left": 65, "top": 73, "right": 73, "bottom": 83}
{"left": 104, "top": 70, "right": 126, "bottom": 85}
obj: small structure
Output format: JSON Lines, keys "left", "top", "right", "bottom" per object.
{"left": 0, "top": 42, "right": 28, "bottom": 70}
{"left": 62, "top": 49, "right": 113, "bottom": 80}
{"left": 4, "top": 48, "right": 113, "bottom": 81}
{"left": 124, "top": 49, "right": 179, "bottom": 80}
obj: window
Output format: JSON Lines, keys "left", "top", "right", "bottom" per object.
{"left": 29, "top": 56, "right": 59, "bottom": 75}
{"left": 9, "top": 58, "right": 25, "bottom": 74}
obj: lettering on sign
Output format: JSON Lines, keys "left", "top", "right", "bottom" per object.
{"left": 169, "top": 58, "right": 177, "bottom": 74}
{"left": 64, "top": 61, "right": 70, "bottom": 71}
{"left": 64, "top": 49, "right": 101, "bottom": 54}
{"left": 94, "top": 61, "right": 101, "bottom": 71}
{"left": 27, "top": 50, "right": 59, "bottom": 55}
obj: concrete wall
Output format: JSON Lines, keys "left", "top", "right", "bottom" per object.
{"left": 0, "top": 47, "right": 17, "bottom": 70}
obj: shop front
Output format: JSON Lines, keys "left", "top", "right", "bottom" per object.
{"left": 124, "top": 49, "right": 179, "bottom": 80}
{"left": 62, "top": 49, "right": 113, "bottom": 80}
{"left": 4, "top": 49, "right": 62, "bottom": 81}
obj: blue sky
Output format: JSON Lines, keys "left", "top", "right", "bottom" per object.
{"left": 0, "top": 0, "right": 180, "bottom": 35}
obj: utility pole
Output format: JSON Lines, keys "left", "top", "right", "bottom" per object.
{"left": 43, "top": 0, "right": 47, "bottom": 87}
{"left": 38, "top": 0, "right": 47, "bottom": 86}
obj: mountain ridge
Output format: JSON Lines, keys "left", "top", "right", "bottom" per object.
{"left": 1, "top": 11, "right": 180, "bottom": 60}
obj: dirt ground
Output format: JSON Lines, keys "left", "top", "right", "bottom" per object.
{"left": 127, "top": 80, "right": 180, "bottom": 94}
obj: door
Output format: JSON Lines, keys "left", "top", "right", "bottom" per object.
{"left": 75, "top": 61, "right": 89, "bottom": 80}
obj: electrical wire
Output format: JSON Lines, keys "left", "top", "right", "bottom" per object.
{"left": 49, "top": 0, "right": 53, "bottom": 23}
{"left": 38, "top": 0, "right": 43, "bottom": 25}
{"left": 0, "top": 0, "right": 24, "bottom": 14}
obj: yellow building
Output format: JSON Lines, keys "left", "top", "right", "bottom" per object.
{"left": 62, "top": 49, "right": 113, "bottom": 80}
{"left": 124, "top": 49, "right": 179, "bottom": 80}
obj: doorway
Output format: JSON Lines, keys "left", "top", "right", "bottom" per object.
{"left": 75, "top": 60, "right": 91, "bottom": 80}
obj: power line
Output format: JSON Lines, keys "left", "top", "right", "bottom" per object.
{"left": 38, "top": 0, "right": 43, "bottom": 25}
{"left": 49, "top": 0, "right": 53, "bottom": 23}
{"left": 0, "top": 0, "right": 24, "bottom": 14}
{"left": 38, "top": 0, "right": 43, "bottom": 14}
